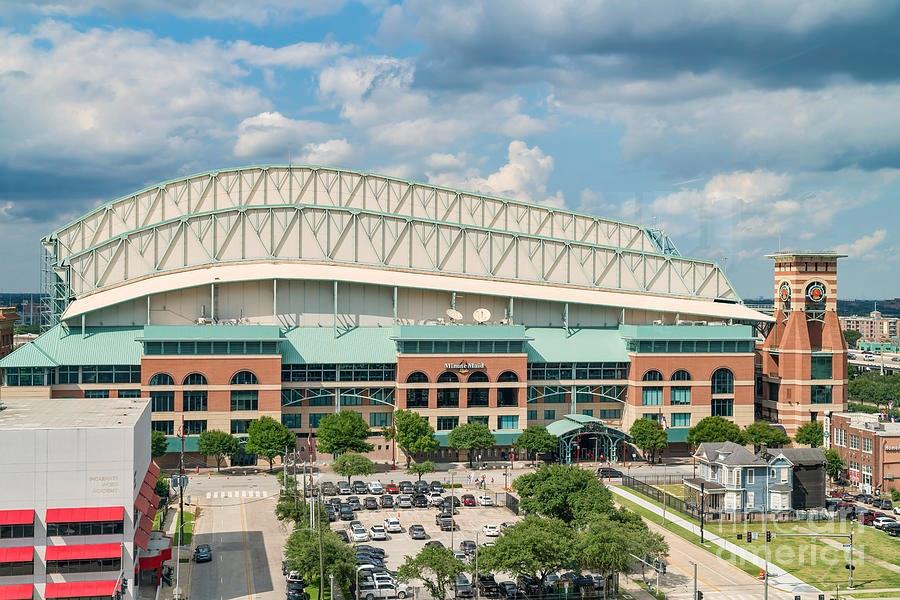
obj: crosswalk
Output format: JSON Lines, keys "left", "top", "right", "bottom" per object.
{"left": 204, "top": 490, "right": 269, "bottom": 499}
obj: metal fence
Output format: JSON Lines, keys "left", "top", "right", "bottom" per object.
{"left": 504, "top": 492, "right": 520, "bottom": 515}
{"left": 629, "top": 473, "right": 685, "bottom": 486}
{"left": 620, "top": 475, "right": 702, "bottom": 521}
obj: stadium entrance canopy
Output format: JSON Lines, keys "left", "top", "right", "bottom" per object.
{"left": 546, "top": 414, "right": 631, "bottom": 464}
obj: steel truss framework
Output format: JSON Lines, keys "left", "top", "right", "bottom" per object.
{"left": 44, "top": 166, "right": 740, "bottom": 321}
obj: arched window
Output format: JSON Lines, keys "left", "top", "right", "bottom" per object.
{"left": 671, "top": 370, "right": 692, "bottom": 381}
{"left": 406, "top": 372, "right": 429, "bottom": 409}
{"left": 467, "top": 371, "right": 489, "bottom": 407}
{"left": 149, "top": 373, "right": 174, "bottom": 386}
{"left": 437, "top": 371, "right": 459, "bottom": 408}
{"left": 642, "top": 370, "right": 663, "bottom": 382}
{"left": 498, "top": 371, "right": 519, "bottom": 407}
{"left": 231, "top": 371, "right": 258, "bottom": 385}
{"left": 468, "top": 371, "right": 489, "bottom": 383}
{"left": 183, "top": 373, "right": 207, "bottom": 386}
{"left": 406, "top": 372, "right": 429, "bottom": 384}
{"left": 712, "top": 368, "right": 734, "bottom": 395}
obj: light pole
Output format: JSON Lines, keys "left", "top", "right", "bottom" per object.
{"left": 474, "top": 531, "right": 480, "bottom": 600}
{"left": 689, "top": 560, "right": 697, "bottom": 600}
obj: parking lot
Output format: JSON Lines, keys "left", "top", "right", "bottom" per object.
{"left": 326, "top": 483, "right": 520, "bottom": 570}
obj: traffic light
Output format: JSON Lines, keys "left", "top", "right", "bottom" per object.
{"left": 696, "top": 592, "right": 703, "bottom": 600}
{"left": 746, "top": 531, "right": 753, "bottom": 543}
{"left": 766, "top": 531, "right": 772, "bottom": 542}
{"left": 845, "top": 564, "right": 856, "bottom": 571}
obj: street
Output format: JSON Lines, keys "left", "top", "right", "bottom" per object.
{"left": 182, "top": 473, "right": 287, "bottom": 600}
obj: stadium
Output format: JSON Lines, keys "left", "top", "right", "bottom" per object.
{"left": 0, "top": 165, "right": 841, "bottom": 465}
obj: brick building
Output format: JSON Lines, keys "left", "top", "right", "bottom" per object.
{"left": 0, "top": 307, "right": 17, "bottom": 358}
{"left": 826, "top": 412, "right": 900, "bottom": 494}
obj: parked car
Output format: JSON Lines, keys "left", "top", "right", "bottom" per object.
{"left": 414, "top": 480, "right": 430, "bottom": 494}
{"left": 358, "top": 580, "right": 409, "bottom": 600}
{"left": 516, "top": 575, "right": 543, "bottom": 596}
{"left": 454, "top": 551, "right": 469, "bottom": 562}
{"left": 478, "top": 494, "right": 495, "bottom": 506}
{"left": 430, "top": 481, "right": 445, "bottom": 493}
{"left": 459, "top": 539, "right": 477, "bottom": 556}
{"left": 381, "top": 495, "right": 394, "bottom": 509}
{"left": 348, "top": 496, "right": 362, "bottom": 511}
{"left": 338, "top": 481, "right": 352, "bottom": 495}
{"left": 500, "top": 521, "right": 516, "bottom": 532}
{"left": 364, "top": 497, "right": 379, "bottom": 510}
{"left": 340, "top": 506, "right": 355, "bottom": 521}
{"left": 336, "top": 530, "right": 350, "bottom": 543}
{"left": 397, "top": 495, "right": 413, "bottom": 509}
{"left": 855, "top": 493, "right": 874, "bottom": 504}
{"left": 597, "top": 468, "right": 623, "bottom": 479}
{"left": 461, "top": 494, "right": 476, "bottom": 507}
{"left": 438, "top": 501, "right": 459, "bottom": 514}
{"left": 874, "top": 516, "right": 897, "bottom": 530}
{"left": 352, "top": 481, "right": 369, "bottom": 494}
{"left": 385, "top": 482, "right": 400, "bottom": 495}
{"left": 453, "top": 574, "right": 474, "bottom": 598}
{"left": 429, "top": 492, "right": 446, "bottom": 507}
{"left": 370, "top": 525, "right": 388, "bottom": 540}
{"left": 413, "top": 494, "right": 429, "bottom": 508}
{"left": 351, "top": 525, "right": 370, "bottom": 542}
{"left": 355, "top": 545, "right": 385, "bottom": 558}
{"left": 477, "top": 574, "right": 501, "bottom": 598}
{"left": 859, "top": 510, "right": 877, "bottom": 526}
{"left": 409, "top": 524, "right": 427, "bottom": 539}
{"left": 384, "top": 517, "right": 402, "bottom": 533}
{"left": 321, "top": 482, "right": 337, "bottom": 496}
{"left": 369, "top": 481, "right": 385, "bottom": 495}
{"left": 437, "top": 515, "right": 455, "bottom": 531}
{"left": 875, "top": 499, "right": 894, "bottom": 511}
{"left": 885, "top": 522, "right": 900, "bottom": 537}
{"left": 424, "top": 540, "right": 445, "bottom": 549}
{"left": 399, "top": 481, "right": 414, "bottom": 494}
{"left": 444, "top": 495, "right": 462, "bottom": 507}
{"left": 498, "top": 581, "right": 521, "bottom": 600}
{"left": 482, "top": 524, "right": 500, "bottom": 537}
{"left": 894, "top": 505, "right": 900, "bottom": 517}
{"left": 193, "top": 544, "right": 212, "bottom": 563}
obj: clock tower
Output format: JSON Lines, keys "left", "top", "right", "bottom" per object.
{"left": 758, "top": 252, "right": 848, "bottom": 436}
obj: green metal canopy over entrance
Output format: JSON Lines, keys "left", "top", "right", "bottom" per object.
{"left": 546, "top": 414, "right": 630, "bottom": 464}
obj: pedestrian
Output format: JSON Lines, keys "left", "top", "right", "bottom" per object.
{"left": 491, "top": 477, "right": 494, "bottom": 486}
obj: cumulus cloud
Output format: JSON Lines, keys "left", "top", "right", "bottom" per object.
{"left": 428, "top": 141, "right": 564, "bottom": 207}
{"left": 834, "top": 229, "right": 887, "bottom": 259}
{"left": 228, "top": 40, "right": 351, "bottom": 69}
{"left": 297, "top": 139, "right": 354, "bottom": 165}
{"left": 233, "top": 112, "right": 331, "bottom": 158}
{"left": 0, "top": 0, "right": 347, "bottom": 24}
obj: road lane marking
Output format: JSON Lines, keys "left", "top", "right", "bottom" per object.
{"left": 206, "top": 492, "right": 212, "bottom": 499}
{"left": 239, "top": 498, "right": 256, "bottom": 600}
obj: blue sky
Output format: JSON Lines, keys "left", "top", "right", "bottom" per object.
{"left": 0, "top": 1, "right": 898, "bottom": 299}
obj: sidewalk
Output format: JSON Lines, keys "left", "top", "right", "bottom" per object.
{"left": 609, "top": 485, "right": 819, "bottom": 596}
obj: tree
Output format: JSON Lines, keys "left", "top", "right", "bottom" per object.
{"left": 246, "top": 416, "right": 296, "bottom": 471}
{"left": 824, "top": 448, "right": 846, "bottom": 482}
{"left": 479, "top": 516, "right": 577, "bottom": 587}
{"left": 513, "top": 465, "right": 614, "bottom": 525}
{"left": 407, "top": 460, "right": 436, "bottom": 481}
{"left": 316, "top": 411, "right": 374, "bottom": 456}
{"left": 687, "top": 416, "right": 748, "bottom": 446}
{"left": 514, "top": 426, "right": 558, "bottom": 464}
{"left": 198, "top": 429, "right": 240, "bottom": 472}
{"left": 384, "top": 410, "right": 440, "bottom": 467}
{"left": 284, "top": 526, "right": 356, "bottom": 592}
{"left": 447, "top": 423, "right": 495, "bottom": 467}
{"left": 744, "top": 421, "right": 791, "bottom": 452}
{"left": 843, "top": 329, "right": 862, "bottom": 349}
{"left": 579, "top": 513, "right": 668, "bottom": 599}
{"left": 155, "top": 475, "right": 170, "bottom": 498}
{"left": 397, "top": 545, "right": 466, "bottom": 600}
{"left": 794, "top": 421, "right": 824, "bottom": 448}
{"left": 151, "top": 430, "right": 168, "bottom": 458}
{"left": 332, "top": 452, "right": 375, "bottom": 483}
{"left": 849, "top": 372, "right": 900, "bottom": 405}
{"left": 628, "top": 419, "right": 668, "bottom": 463}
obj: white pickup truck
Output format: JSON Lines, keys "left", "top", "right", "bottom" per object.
{"left": 357, "top": 580, "right": 409, "bottom": 600}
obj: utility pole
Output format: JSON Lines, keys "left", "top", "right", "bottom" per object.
{"left": 174, "top": 418, "right": 186, "bottom": 600}
{"left": 689, "top": 560, "right": 697, "bottom": 600}
{"left": 699, "top": 481, "right": 705, "bottom": 544}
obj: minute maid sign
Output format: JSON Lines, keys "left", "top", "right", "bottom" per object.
{"left": 444, "top": 361, "right": 486, "bottom": 371}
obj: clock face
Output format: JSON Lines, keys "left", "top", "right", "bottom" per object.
{"left": 778, "top": 283, "right": 791, "bottom": 302}
{"left": 807, "top": 282, "right": 827, "bottom": 303}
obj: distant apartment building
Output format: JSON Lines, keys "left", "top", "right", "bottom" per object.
{"left": 826, "top": 411, "right": 900, "bottom": 494}
{"left": 840, "top": 311, "right": 899, "bottom": 343}
{"left": 0, "top": 307, "right": 17, "bottom": 358}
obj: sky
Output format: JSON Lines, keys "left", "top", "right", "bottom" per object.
{"left": 0, "top": 1, "right": 898, "bottom": 299}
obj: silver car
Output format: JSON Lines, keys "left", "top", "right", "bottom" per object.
{"left": 397, "top": 495, "right": 413, "bottom": 508}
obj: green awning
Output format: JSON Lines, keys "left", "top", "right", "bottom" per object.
{"left": 618, "top": 324, "right": 756, "bottom": 341}
{"left": 0, "top": 324, "right": 143, "bottom": 368}
{"left": 140, "top": 325, "right": 284, "bottom": 342}
{"left": 666, "top": 428, "right": 689, "bottom": 443}
{"left": 434, "top": 430, "right": 522, "bottom": 448}
{"left": 525, "top": 327, "right": 628, "bottom": 362}
{"left": 397, "top": 325, "right": 528, "bottom": 341}
{"left": 281, "top": 327, "right": 397, "bottom": 364}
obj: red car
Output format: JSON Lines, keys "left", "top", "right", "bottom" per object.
{"left": 461, "top": 494, "right": 476, "bottom": 507}
{"left": 385, "top": 483, "right": 400, "bottom": 495}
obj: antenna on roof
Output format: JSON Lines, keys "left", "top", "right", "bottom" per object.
{"left": 445, "top": 308, "right": 463, "bottom": 322}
